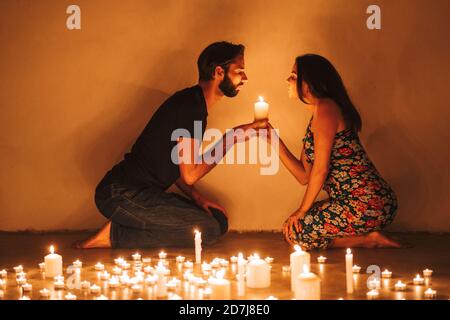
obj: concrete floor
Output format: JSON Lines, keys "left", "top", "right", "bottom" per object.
{"left": 0, "top": 231, "right": 449, "bottom": 300}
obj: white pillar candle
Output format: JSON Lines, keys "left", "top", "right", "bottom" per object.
{"left": 423, "top": 269, "right": 433, "bottom": 277}
{"left": 254, "top": 96, "right": 269, "bottom": 120}
{"left": 317, "top": 256, "right": 327, "bottom": 264}
{"left": 345, "top": 249, "right": 354, "bottom": 293}
{"left": 381, "top": 269, "right": 392, "bottom": 278}
{"left": 194, "top": 230, "right": 202, "bottom": 264}
{"left": 413, "top": 274, "right": 425, "bottom": 285}
{"left": 394, "top": 280, "right": 406, "bottom": 291}
{"left": 294, "top": 265, "right": 321, "bottom": 300}
{"left": 44, "top": 246, "right": 63, "bottom": 278}
{"left": 237, "top": 253, "right": 246, "bottom": 297}
{"left": 208, "top": 270, "right": 231, "bottom": 300}
{"left": 290, "top": 245, "right": 310, "bottom": 291}
{"left": 156, "top": 262, "right": 167, "bottom": 298}
{"left": 246, "top": 254, "right": 271, "bottom": 289}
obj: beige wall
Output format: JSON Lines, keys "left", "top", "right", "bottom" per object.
{"left": 1, "top": 0, "right": 449, "bottom": 232}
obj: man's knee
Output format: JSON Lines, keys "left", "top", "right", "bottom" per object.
{"left": 209, "top": 208, "right": 228, "bottom": 235}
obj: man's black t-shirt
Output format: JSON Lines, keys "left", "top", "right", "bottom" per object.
{"left": 107, "top": 85, "right": 208, "bottom": 190}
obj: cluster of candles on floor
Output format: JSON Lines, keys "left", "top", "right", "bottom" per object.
{"left": 0, "top": 232, "right": 438, "bottom": 300}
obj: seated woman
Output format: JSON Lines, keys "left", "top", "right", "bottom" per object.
{"left": 266, "top": 54, "right": 401, "bottom": 250}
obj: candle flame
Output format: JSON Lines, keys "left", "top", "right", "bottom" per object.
{"left": 294, "top": 245, "right": 302, "bottom": 252}
{"left": 50, "top": 245, "right": 54, "bottom": 254}
{"left": 258, "top": 96, "right": 264, "bottom": 102}
{"left": 346, "top": 248, "right": 352, "bottom": 254}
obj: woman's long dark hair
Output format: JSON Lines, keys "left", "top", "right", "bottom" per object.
{"left": 296, "top": 54, "right": 362, "bottom": 132}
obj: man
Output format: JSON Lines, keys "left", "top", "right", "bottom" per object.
{"left": 74, "top": 41, "right": 267, "bottom": 249}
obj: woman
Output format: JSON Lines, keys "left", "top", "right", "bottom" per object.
{"left": 266, "top": 54, "right": 401, "bottom": 250}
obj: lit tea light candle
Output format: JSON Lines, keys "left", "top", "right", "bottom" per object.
{"left": 16, "top": 272, "right": 27, "bottom": 279}
{"left": 368, "top": 278, "right": 381, "bottom": 290}
{"left": 158, "top": 251, "right": 167, "bottom": 260}
{"left": 246, "top": 253, "right": 271, "bottom": 289}
{"left": 203, "top": 287, "right": 212, "bottom": 299}
{"left": 132, "top": 252, "right": 141, "bottom": 261}
{"left": 131, "top": 284, "right": 143, "bottom": 293}
{"left": 194, "top": 229, "right": 202, "bottom": 264}
{"left": 413, "top": 274, "right": 425, "bottom": 285}
{"left": 122, "top": 262, "right": 131, "bottom": 270}
{"left": 95, "top": 295, "right": 108, "bottom": 300}
{"left": 112, "top": 266, "right": 122, "bottom": 275}
{"left": 220, "top": 260, "right": 230, "bottom": 267}
{"left": 145, "top": 275, "right": 157, "bottom": 286}
{"left": 114, "top": 257, "right": 125, "bottom": 266}
{"left": 230, "top": 256, "right": 238, "bottom": 263}
{"left": 22, "top": 283, "right": 32, "bottom": 292}
{"left": 254, "top": 96, "right": 269, "bottom": 120}
{"left": 184, "top": 261, "right": 194, "bottom": 269}
{"left": 294, "top": 265, "right": 321, "bottom": 300}
{"left": 266, "top": 296, "right": 278, "bottom": 300}
{"left": 81, "top": 280, "right": 91, "bottom": 290}
{"left": 345, "top": 249, "right": 353, "bottom": 294}
{"left": 40, "top": 288, "right": 50, "bottom": 298}
{"left": 0, "top": 270, "right": 7, "bottom": 278}
{"left": 143, "top": 266, "right": 153, "bottom": 274}
{"left": 0, "top": 279, "right": 6, "bottom": 288}
{"left": 394, "top": 280, "right": 406, "bottom": 291}
{"left": 65, "top": 292, "right": 77, "bottom": 300}
{"left": 366, "top": 289, "right": 379, "bottom": 299}
{"left": 89, "top": 284, "right": 101, "bottom": 294}
{"left": 99, "top": 271, "right": 111, "bottom": 281}
{"left": 176, "top": 256, "right": 185, "bottom": 263}
{"left": 109, "top": 277, "right": 120, "bottom": 288}
{"left": 317, "top": 256, "right": 327, "bottom": 264}
{"left": 44, "top": 245, "right": 63, "bottom": 278}
{"left": 72, "top": 260, "right": 82, "bottom": 268}
{"left": 424, "top": 288, "right": 437, "bottom": 299}
{"left": 16, "top": 277, "right": 27, "bottom": 285}
{"left": 142, "top": 257, "right": 151, "bottom": 264}
{"left": 381, "top": 269, "right": 392, "bottom": 278}
{"left": 14, "top": 265, "right": 24, "bottom": 273}
{"left": 290, "top": 245, "right": 310, "bottom": 291}
{"left": 423, "top": 269, "right": 433, "bottom": 277}
{"left": 282, "top": 265, "right": 291, "bottom": 273}
{"left": 53, "top": 280, "right": 65, "bottom": 290}
{"left": 19, "top": 296, "right": 30, "bottom": 300}
{"left": 94, "top": 262, "right": 105, "bottom": 271}
{"left": 168, "top": 293, "right": 182, "bottom": 300}
{"left": 265, "top": 257, "right": 274, "bottom": 264}
{"left": 352, "top": 265, "right": 361, "bottom": 273}
{"left": 208, "top": 270, "right": 231, "bottom": 299}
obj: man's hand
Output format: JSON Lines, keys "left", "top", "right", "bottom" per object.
{"left": 233, "top": 119, "right": 269, "bottom": 143}
{"left": 195, "top": 196, "right": 228, "bottom": 218}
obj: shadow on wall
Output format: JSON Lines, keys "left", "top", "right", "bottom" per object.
{"left": 64, "top": 84, "right": 170, "bottom": 229}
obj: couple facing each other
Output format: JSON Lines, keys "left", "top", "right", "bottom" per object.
{"left": 74, "top": 41, "right": 401, "bottom": 251}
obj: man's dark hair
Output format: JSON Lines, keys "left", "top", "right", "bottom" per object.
{"left": 197, "top": 41, "right": 245, "bottom": 81}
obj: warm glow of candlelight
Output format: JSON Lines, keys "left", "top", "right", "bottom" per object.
{"left": 50, "top": 245, "right": 54, "bottom": 254}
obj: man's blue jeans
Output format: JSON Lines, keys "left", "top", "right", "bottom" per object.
{"left": 94, "top": 177, "right": 228, "bottom": 249}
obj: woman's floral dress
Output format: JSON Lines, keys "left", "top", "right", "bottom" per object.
{"left": 283, "top": 117, "right": 398, "bottom": 250}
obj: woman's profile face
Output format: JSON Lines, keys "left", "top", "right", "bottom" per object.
{"left": 286, "top": 64, "right": 298, "bottom": 99}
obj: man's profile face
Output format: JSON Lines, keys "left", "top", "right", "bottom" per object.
{"left": 219, "top": 55, "right": 248, "bottom": 97}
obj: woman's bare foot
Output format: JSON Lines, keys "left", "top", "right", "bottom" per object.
{"left": 73, "top": 222, "right": 112, "bottom": 249}
{"left": 365, "top": 231, "right": 402, "bottom": 248}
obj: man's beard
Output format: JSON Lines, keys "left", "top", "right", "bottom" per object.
{"left": 219, "top": 74, "right": 241, "bottom": 97}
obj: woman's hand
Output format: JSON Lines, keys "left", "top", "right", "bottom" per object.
{"left": 283, "top": 208, "right": 307, "bottom": 235}
{"left": 195, "top": 196, "right": 228, "bottom": 218}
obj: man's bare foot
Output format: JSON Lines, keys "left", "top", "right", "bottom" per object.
{"left": 73, "top": 222, "right": 112, "bottom": 249}
{"left": 365, "top": 231, "right": 402, "bottom": 248}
